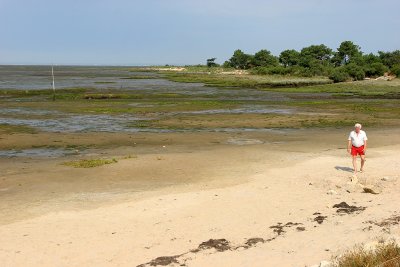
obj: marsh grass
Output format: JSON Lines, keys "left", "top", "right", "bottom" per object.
{"left": 83, "top": 94, "right": 130, "bottom": 99}
{"left": 264, "top": 79, "right": 400, "bottom": 98}
{"left": 62, "top": 158, "right": 118, "bottom": 168}
{"left": 122, "top": 154, "right": 137, "bottom": 159}
{"left": 335, "top": 241, "right": 400, "bottom": 267}
{"left": 162, "top": 71, "right": 400, "bottom": 98}
{"left": 0, "top": 124, "right": 38, "bottom": 134}
{"left": 64, "top": 144, "right": 98, "bottom": 150}
{"left": 94, "top": 81, "right": 117, "bottom": 84}
{"left": 0, "top": 88, "right": 87, "bottom": 97}
{"left": 163, "top": 72, "right": 331, "bottom": 88}
{"left": 120, "top": 76, "right": 158, "bottom": 79}
{"left": 300, "top": 118, "right": 359, "bottom": 128}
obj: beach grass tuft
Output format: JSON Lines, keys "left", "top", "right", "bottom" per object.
{"left": 335, "top": 241, "right": 400, "bottom": 267}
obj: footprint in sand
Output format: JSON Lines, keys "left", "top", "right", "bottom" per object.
{"left": 350, "top": 175, "right": 358, "bottom": 184}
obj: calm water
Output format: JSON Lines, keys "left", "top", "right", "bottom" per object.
{"left": 0, "top": 65, "right": 159, "bottom": 90}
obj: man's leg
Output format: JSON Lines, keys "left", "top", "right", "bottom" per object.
{"left": 352, "top": 155, "right": 357, "bottom": 175}
{"left": 360, "top": 155, "right": 366, "bottom": 172}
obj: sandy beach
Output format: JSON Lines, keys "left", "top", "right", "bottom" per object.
{"left": 1, "top": 128, "right": 399, "bottom": 266}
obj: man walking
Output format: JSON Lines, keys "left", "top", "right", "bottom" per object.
{"left": 347, "top": 123, "right": 368, "bottom": 176}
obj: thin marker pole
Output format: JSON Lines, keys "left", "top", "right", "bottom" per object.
{"left": 52, "top": 65, "right": 56, "bottom": 101}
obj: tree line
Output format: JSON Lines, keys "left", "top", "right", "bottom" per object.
{"left": 206, "top": 41, "right": 400, "bottom": 82}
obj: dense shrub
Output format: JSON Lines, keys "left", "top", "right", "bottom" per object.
{"left": 345, "top": 63, "right": 365, "bottom": 80}
{"left": 264, "top": 66, "right": 293, "bottom": 75}
{"left": 329, "top": 68, "right": 350, "bottom": 83}
{"left": 364, "top": 62, "right": 388, "bottom": 77}
{"left": 390, "top": 64, "right": 400, "bottom": 77}
{"left": 300, "top": 63, "right": 332, "bottom": 77}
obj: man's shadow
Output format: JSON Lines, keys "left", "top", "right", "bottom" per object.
{"left": 334, "top": 166, "right": 353, "bottom": 173}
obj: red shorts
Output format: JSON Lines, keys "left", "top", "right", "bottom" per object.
{"left": 351, "top": 145, "right": 365, "bottom": 156}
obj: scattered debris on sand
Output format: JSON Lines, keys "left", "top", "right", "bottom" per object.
{"left": 269, "top": 222, "right": 302, "bottom": 235}
{"left": 137, "top": 255, "right": 181, "bottom": 267}
{"left": 244, "top": 238, "right": 265, "bottom": 247}
{"left": 314, "top": 215, "right": 328, "bottom": 224}
{"left": 363, "top": 187, "right": 379, "bottom": 194}
{"left": 138, "top": 221, "right": 305, "bottom": 266}
{"left": 366, "top": 214, "right": 400, "bottom": 232}
{"left": 198, "top": 239, "right": 231, "bottom": 252}
{"left": 296, "top": 226, "right": 306, "bottom": 231}
{"left": 333, "top": 202, "right": 366, "bottom": 214}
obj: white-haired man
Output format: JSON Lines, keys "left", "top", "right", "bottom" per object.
{"left": 347, "top": 123, "right": 368, "bottom": 175}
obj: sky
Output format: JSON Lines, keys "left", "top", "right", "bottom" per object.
{"left": 0, "top": 0, "right": 399, "bottom": 65}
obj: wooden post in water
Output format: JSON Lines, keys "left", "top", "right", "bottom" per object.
{"left": 51, "top": 65, "right": 56, "bottom": 101}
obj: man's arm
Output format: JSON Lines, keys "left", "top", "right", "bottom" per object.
{"left": 347, "top": 140, "right": 352, "bottom": 154}
{"left": 363, "top": 140, "right": 367, "bottom": 152}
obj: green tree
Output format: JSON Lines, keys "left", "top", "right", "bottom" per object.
{"left": 332, "top": 41, "right": 362, "bottom": 66}
{"left": 206, "top": 58, "right": 219, "bottom": 68}
{"left": 228, "top": 49, "right": 253, "bottom": 69}
{"left": 300, "top": 60, "right": 333, "bottom": 76}
{"left": 362, "top": 53, "right": 381, "bottom": 65}
{"left": 299, "top": 44, "right": 333, "bottom": 67}
{"left": 222, "top": 61, "right": 232, "bottom": 68}
{"left": 251, "top": 49, "right": 278, "bottom": 67}
{"left": 279, "top": 49, "right": 300, "bottom": 67}
{"left": 378, "top": 50, "right": 400, "bottom": 68}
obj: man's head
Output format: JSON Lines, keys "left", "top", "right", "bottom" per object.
{"left": 354, "top": 123, "right": 362, "bottom": 133}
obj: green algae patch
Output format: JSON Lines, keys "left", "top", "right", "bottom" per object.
{"left": 62, "top": 158, "right": 118, "bottom": 168}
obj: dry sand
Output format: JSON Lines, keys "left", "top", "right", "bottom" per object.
{"left": 0, "top": 129, "right": 399, "bottom": 266}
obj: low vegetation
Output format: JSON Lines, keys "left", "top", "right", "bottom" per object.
{"left": 62, "top": 158, "right": 118, "bottom": 168}
{"left": 263, "top": 79, "right": 400, "bottom": 98}
{"left": 334, "top": 241, "right": 400, "bottom": 267}
{"left": 120, "top": 75, "right": 158, "bottom": 79}
{"left": 163, "top": 72, "right": 332, "bottom": 88}
{"left": 0, "top": 124, "right": 38, "bottom": 134}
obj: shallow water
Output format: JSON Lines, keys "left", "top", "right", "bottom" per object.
{"left": 0, "top": 107, "right": 61, "bottom": 116}
{"left": 0, "top": 113, "right": 148, "bottom": 133}
{"left": 176, "top": 105, "right": 293, "bottom": 115}
{"left": 225, "top": 138, "right": 264, "bottom": 145}
{"left": 0, "top": 148, "right": 77, "bottom": 158}
{"left": 0, "top": 66, "right": 158, "bottom": 90}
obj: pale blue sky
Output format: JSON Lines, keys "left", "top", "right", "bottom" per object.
{"left": 0, "top": 0, "right": 399, "bottom": 65}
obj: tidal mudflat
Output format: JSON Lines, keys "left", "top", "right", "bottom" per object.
{"left": 2, "top": 66, "right": 400, "bottom": 135}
